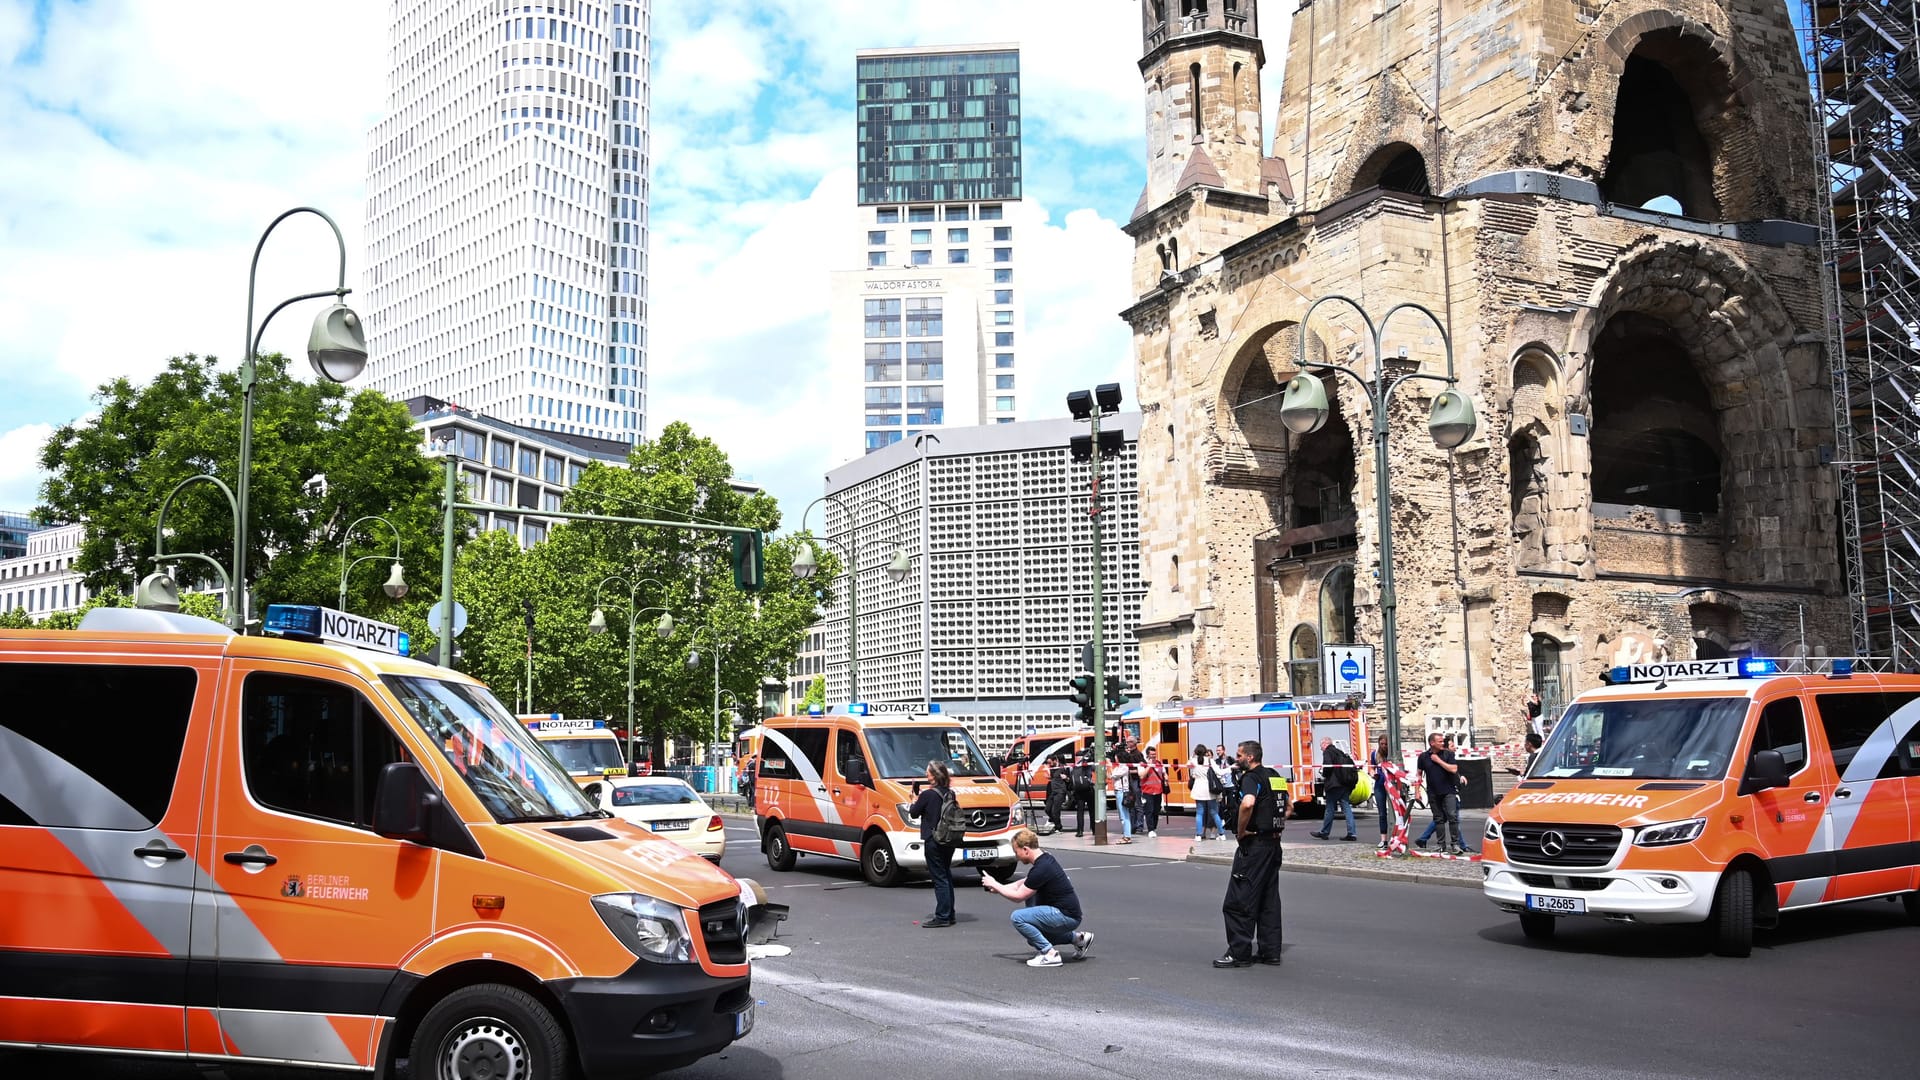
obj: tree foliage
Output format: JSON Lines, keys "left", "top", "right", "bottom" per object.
{"left": 36, "top": 353, "right": 446, "bottom": 620}
{"left": 802, "top": 675, "right": 826, "bottom": 712}
{"left": 448, "top": 422, "right": 836, "bottom": 759}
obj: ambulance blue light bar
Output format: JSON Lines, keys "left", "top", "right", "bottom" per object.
{"left": 262, "top": 604, "right": 409, "bottom": 657}
{"left": 1259, "top": 701, "right": 1298, "bottom": 712}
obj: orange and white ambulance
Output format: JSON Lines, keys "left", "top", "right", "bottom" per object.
{"left": 999, "top": 727, "right": 1098, "bottom": 798}
{"left": 522, "top": 713, "right": 633, "bottom": 787}
{"left": 0, "top": 604, "right": 769, "bottom": 1076}
{"left": 1482, "top": 657, "right": 1920, "bottom": 956}
{"left": 1131, "top": 695, "right": 1368, "bottom": 812}
{"left": 754, "top": 706, "right": 1025, "bottom": 885}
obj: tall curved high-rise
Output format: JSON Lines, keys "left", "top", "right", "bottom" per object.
{"left": 364, "top": 0, "right": 650, "bottom": 445}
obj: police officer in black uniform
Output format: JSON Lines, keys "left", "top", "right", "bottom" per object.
{"left": 1216, "top": 739, "right": 1284, "bottom": 968}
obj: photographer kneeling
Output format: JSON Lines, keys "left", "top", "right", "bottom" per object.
{"left": 982, "top": 828, "right": 1091, "bottom": 968}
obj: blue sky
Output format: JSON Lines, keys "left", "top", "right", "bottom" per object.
{"left": 0, "top": 0, "right": 1289, "bottom": 528}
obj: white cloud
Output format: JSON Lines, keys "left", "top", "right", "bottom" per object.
{"left": 0, "top": 423, "right": 53, "bottom": 510}
{"left": 652, "top": 15, "right": 774, "bottom": 119}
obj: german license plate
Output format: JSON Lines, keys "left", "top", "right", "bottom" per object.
{"left": 1525, "top": 894, "right": 1586, "bottom": 915}
{"left": 649, "top": 819, "right": 692, "bottom": 832}
{"left": 733, "top": 1002, "right": 755, "bottom": 1037}
{"left": 964, "top": 846, "right": 996, "bottom": 862}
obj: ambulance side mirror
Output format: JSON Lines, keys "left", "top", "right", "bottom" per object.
{"left": 373, "top": 762, "right": 440, "bottom": 843}
{"left": 583, "top": 781, "right": 605, "bottom": 806}
{"left": 1738, "top": 749, "right": 1790, "bottom": 797}
{"left": 843, "top": 758, "right": 872, "bottom": 788}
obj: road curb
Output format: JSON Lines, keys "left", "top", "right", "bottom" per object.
{"left": 1185, "top": 850, "right": 1481, "bottom": 889}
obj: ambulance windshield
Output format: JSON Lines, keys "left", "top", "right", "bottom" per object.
{"left": 1532, "top": 696, "right": 1747, "bottom": 780}
{"left": 384, "top": 676, "right": 600, "bottom": 823}
{"left": 540, "top": 736, "right": 627, "bottom": 775}
{"left": 867, "top": 726, "right": 996, "bottom": 779}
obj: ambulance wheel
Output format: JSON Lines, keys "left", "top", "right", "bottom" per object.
{"left": 861, "top": 834, "right": 904, "bottom": 887}
{"left": 412, "top": 983, "right": 568, "bottom": 1080}
{"left": 1708, "top": 868, "right": 1754, "bottom": 957}
{"left": 1901, "top": 890, "right": 1920, "bottom": 925}
{"left": 765, "top": 823, "right": 795, "bottom": 872}
{"left": 1518, "top": 912, "right": 1557, "bottom": 942}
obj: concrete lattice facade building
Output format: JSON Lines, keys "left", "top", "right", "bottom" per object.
{"left": 1124, "top": 0, "right": 1845, "bottom": 749}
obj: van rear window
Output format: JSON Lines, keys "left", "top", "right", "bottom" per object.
{"left": 0, "top": 663, "right": 197, "bottom": 829}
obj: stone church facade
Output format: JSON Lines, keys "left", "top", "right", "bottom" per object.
{"left": 1123, "top": 0, "right": 1846, "bottom": 748}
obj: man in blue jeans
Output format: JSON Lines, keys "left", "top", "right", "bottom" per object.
{"left": 982, "top": 828, "right": 1091, "bottom": 967}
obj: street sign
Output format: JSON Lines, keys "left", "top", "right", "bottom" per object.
{"left": 427, "top": 601, "right": 469, "bottom": 638}
{"left": 1321, "top": 643, "right": 1376, "bottom": 699}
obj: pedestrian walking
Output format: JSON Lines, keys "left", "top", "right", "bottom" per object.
{"left": 1141, "top": 747, "right": 1168, "bottom": 837}
{"left": 1217, "top": 740, "right": 1285, "bottom": 968}
{"left": 1524, "top": 689, "right": 1545, "bottom": 738}
{"left": 982, "top": 828, "right": 1091, "bottom": 967}
{"left": 1309, "top": 737, "right": 1358, "bottom": 841}
{"left": 1070, "top": 753, "right": 1096, "bottom": 837}
{"left": 912, "top": 760, "right": 957, "bottom": 927}
{"left": 1368, "top": 735, "right": 1396, "bottom": 850}
{"left": 1415, "top": 734, "right": 1472, "bottom": 855}
{"left": 1044, "top": 759, "right": 1072, "bottom": 833}
{"left": 1190, "top": 744, "right": 1223, "bottom": 841}
{"left": 1113, "top": 738, "right": 1144, "bottom": 842}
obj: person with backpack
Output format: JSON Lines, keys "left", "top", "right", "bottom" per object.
{"left": 912, "top": 759, "right": 959, "bottom": 927}
{"left": 1309, "top": 737, "right": 1359, "bottom": 841}
{"left": 1190, "top": 744, "right": 1224, "bottom": 841}
{"left": 1069, "top": 753, "right": 1096, "bottom": 837}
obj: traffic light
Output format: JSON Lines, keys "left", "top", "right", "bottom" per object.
{"left": 1103, "top": 674, "right": 1126, "bottom": 712}
{"left": 731, "top": 530, "right": 765, "bottom": 591}
{"left": 1069, "top": 673, "right": 1097, "bottom": 725}
{"left": 522, "top": 599, "right": 536, "bottom": 635}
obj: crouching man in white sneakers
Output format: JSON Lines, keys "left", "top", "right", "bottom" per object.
{"left": 983, "top": 828, "right": 1090, "bottom": 967}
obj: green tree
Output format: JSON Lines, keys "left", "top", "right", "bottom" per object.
{"left": 450, "top": 421, "right": 836, "bottom": 760}
{"left": 36, "top": 353, "right": 447, "bottom": 621}
{"left": 802, "top": 674, "right": 826, "bottom": 712}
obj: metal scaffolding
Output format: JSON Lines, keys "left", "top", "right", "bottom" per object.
{"left": 1810, "top": 0, "right": 1920, "bottom": 666}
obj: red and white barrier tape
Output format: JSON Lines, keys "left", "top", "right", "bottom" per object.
{"left": 1371, "top": 761, "right": 1480, "bottom": 862}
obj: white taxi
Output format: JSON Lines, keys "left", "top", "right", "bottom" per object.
{"left": 589, "top": 776, "right": 728, "bottom": 861}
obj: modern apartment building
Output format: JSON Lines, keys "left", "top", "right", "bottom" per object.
{"left": 0, "top": 511, "right": 42, "bottom": 561}
{"left": 797, "top": 415, "right": 1144, "bottom": 752}
{"left": 832, "top": 44, "right": 1030, "bottom": 462}
{"left": 364, "top": 1, "right": 651, "bottom": 446}
{"left": 0, "top": 523, "right": 89, "bottom": 620}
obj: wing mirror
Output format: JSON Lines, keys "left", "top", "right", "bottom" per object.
{"left": 1737, "top": 749, "right": 1791, "bottom": 796}
{"left": 843, "top": 758, "right": 873, "bottom": 788}
{"left": 372, "top": 762, "right": 441, "bottom": 843}
{"left": 583, "top": 781, "right": 605, "bottom": 806}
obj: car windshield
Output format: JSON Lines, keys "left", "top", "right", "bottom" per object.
{"left": 540, "top": 736, "right": 626, "bottom": 774}
{"left": 612, "top": 783, "right": 698, "bottom": 807}
{"left": 866, "top": 725, "right": 995, "bottom": 779}
{"left": 382, "top": 676, "right": 598, "bottom": 823}
{"left": 1532, "top": 695, "right": 1749, "bottom": 780}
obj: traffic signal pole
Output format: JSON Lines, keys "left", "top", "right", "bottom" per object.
{"left": 1089, "top": 407, "right": 1109, "bottom": 845}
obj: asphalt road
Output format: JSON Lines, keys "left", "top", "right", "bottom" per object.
{"left": 8, "top": 822, "right": 1916, "bottom": 1079}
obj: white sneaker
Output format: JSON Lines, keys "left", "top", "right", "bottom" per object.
{"left": 1027, "top": 950, "right": 1062, "bottom": 967}
{"left": 1072, "top": 930, "right": 1094, "bottom": 956}
{"left": 1148, "top": 830, "right": 1158, "bottom": 837}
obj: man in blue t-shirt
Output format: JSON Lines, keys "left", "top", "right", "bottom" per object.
{"left": 982, "top": 828, "right": 1091, "bottom": 967}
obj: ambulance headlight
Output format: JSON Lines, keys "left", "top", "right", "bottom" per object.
{"left": 592, "top": 893, "right": 693, "bottom": 964}
{"left": 1483, "top": 819, "right": 1501, "bottom": 841}
{"left": 1007, "top": 803, "right": 1026, "bottom": 826}
{"left": 1634, "top": 818, "right": 1708, "bottom": 848}
{"left": 897, "top": 802, "right": 921, "bottom": 826}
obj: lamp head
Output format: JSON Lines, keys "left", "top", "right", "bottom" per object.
{"left": 687, "top": 650, "right": 701, "bottom": 669}
{"left": 886, "top": 549, "right": 912, "bottom": 582}
{"left": 587, "top": 608, "right": 608, "bottom": 634}
{"left": 654, "top": 612, "right": 675, "bottom": 639}
{"left": 1278, "top": 373, "right": 1331, "bottom": 436}
{"left": 791, "top": 542, "right": 819, "bottom": 580}
{"left": 307, "top": 302, "right": 368, "bottom": 383}
{"left": 1066, "top": 389, "right": 1093, "bottom": 420}
{"left": 1428, "top": 390, "right": 1478, "bottom": 450}
{"left": 135, "top": 571, "right": 182, "bottom": 613}
{"left": 382, "top": 561, "right": 408, "bottom": 599}
{"left": 1094, "top": 382, "right": 1123, "bottom": 413}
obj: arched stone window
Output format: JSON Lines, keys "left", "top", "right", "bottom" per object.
{"left": 1319, "top": 565, "right": 1355, "bottom": 643}
{"left": 1288, "top": 623, "right": 1321, "bottom": 695}
{"left": 1350, "top": 142, "right": 1431, "bottom": 196}
{"left": 1530, "top": 634, "right": 1567, "bottom": 724}
{"left": 1600, "top": 29, "right": 1750, "bottom": 220}
{"left": 1589, "top": 312, "right": 1722, "bottom": 514}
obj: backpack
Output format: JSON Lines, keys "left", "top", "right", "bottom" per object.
{"left": 933, "top": 787, "right": 968, "bottom": 845}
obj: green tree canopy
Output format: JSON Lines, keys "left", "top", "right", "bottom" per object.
{"left": 37, "top": 353, "right": 446, "bottom": 621}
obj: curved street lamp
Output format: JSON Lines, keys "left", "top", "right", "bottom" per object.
{"left": 587, "top": 575, "right": 674, "bottom": 767}
{"left": 1277, "top": 295, "right": 1477, "bottom": 755}
{"left": 791, "top": 494, "right": 912, "bottom": 702}
{"left": 337, "top": 515, "right": 408, "bottom": 612}
{"left": 235, "top": 207, "right": 368, "bottom": 631}
{"left": 136, "top": 474, "right": 240, "bottom": 628}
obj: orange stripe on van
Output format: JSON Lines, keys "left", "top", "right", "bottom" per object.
{"left": 0, "top": 831, "right": 169, "bottom": 955}
{"left": 0, "top": 997, "right": 184, "bottom": 1053}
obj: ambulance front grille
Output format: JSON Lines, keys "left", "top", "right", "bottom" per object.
{"left": 965, "top": 808, "right": 1011, "bottom": 834}
{"left": 1502, "top": 823, "right": 1622, "bottom": 868}
{"left": 698, "top": 899, "right": 746, "bottom": 965}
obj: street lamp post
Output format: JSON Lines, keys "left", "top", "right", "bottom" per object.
{"left": 1066, "top": 383, "right": 1125, "bottom": 843}
{"left": 687, "top": 626, "right": 727, "bottom": 763}
{"left": 588, "top": 576, "right": 675, "bottom": 769}
{"left": 791, "top": 495, "right": 912, "bottom": 703}
{"left": 136, "top": 473, "right": 240, "bottom": 627}
{"left": 912, "top": 433, "right": 942, "bottom": 705}
{"left": 236, "top": 207, "right": 368, "bottom": 630}
{"left": 337, "top": 515, "right": 408, "bottom": 612}
{"left": 1277, "top": 296, "right": 1477, "bottom": 755}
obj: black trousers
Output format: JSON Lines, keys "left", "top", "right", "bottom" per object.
{"left": 926, "top": 840, "right": 955, "bottom": 920}
{"left": 1044, "top": 791, "right": 1064, "bottom": 830}
{"left": 1144, "top": 792, "right": 1163, "bottom": 833}
{"left": 1223, "top": 834, "right": 1283, "bottom": 960}
{"left": 1071, "top": 790, "right": 1093, "bottom": 834}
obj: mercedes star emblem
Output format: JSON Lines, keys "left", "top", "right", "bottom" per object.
{"left": 969, "top": 809, "right": 989, "bottom": 829}
{"left": 1539, "top": 830, "right": 1567, "bottom": 857}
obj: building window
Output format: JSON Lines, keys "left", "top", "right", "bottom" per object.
{"left": 996, "top": 417, "right": 1015, "bottom": 424}
{"left": 948, "top": 228, "right": 968, "bottom": 243}
{"left": 865, "top": 341, "right": 903, "bottom": 380}
{"left": 910, "top": 228, "right": 931, "bottom": 244}
{"left": 1288, "top": 624, "right": 1322, "bottom": 696}
{"left": 995, "top": 332, "right": 1014, "bottom": 346}
{"left": 543, "top": 456, "right": 562, "bottom": 483}
{"left": 568, "top": 463, "right": 585, "bottom": 485}
{"left": 993, "top": 248, "right": 1012, "bottom": 262}
{"left": 980, "top": 205, "right": 1003, "bottom": 220}
{"left": 994, "top": 268, "right": 1013, "bottom": 283}
{"left": 995, "top": 375, "right": 1014, "bottom": 389}
{"left": 906, "top": 340, "right": 943, "bottom": 380}
{"left": 524, "top": 522, "right": 547, "bottom": 545}
{"left": 905, "top": 297, "right": 943, "bottom": 336}
{"left": 876, "top": 208, "right": 900, "bottom": 223}
{"left": 866, "top": 430, "right": 904, "bottom": 450}
{"left": 908, "top": 206, "right": 935, "bottom": 222}
{"left": 518, "top": 448, "right": 538, "bottom": 477}
{"left": 994, "top": 310, "right": 1013, "bottom": 325}
{"left": 995, "top": 353, "right": 1014, "bottom": 368}
{"left": 996, "top": 396, "right": 1015, "bottom": 411}
{"left": 491, "top": 440, "right": 513, "bottom": 468}
{"left": 864, "top": 298, "right": 902, "bottom": 338}
{"left": 993, "top": 226, "right": 1012, "bottom": 241}
{"left": 867, "top": 230, "right": 887, "bottom": 245}
{"left": 948, "top": 249, "right": 969, "bottom": 264}
{"left": 491, "top": 478, "right": 514, "bottom": 505}
{"left": 865, "top": 386, "right": 904, "bottom": 407}
{"left": 1320, "top": 566, "right": 1356, "bottom": 643}
{"left": 907, "top": 386, "right": 944, "bottom": 424}
{"left": 911, "top": 250, "right": 932, "bottom": 265}
{"left": 944, "top": 206, "right": 970, "bottom": 221}
{"left": 868, "top": 251, "right": 887, "bottom": 267}
{"left": 994, "top": 289, "right": 1013, "bottom": 304}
